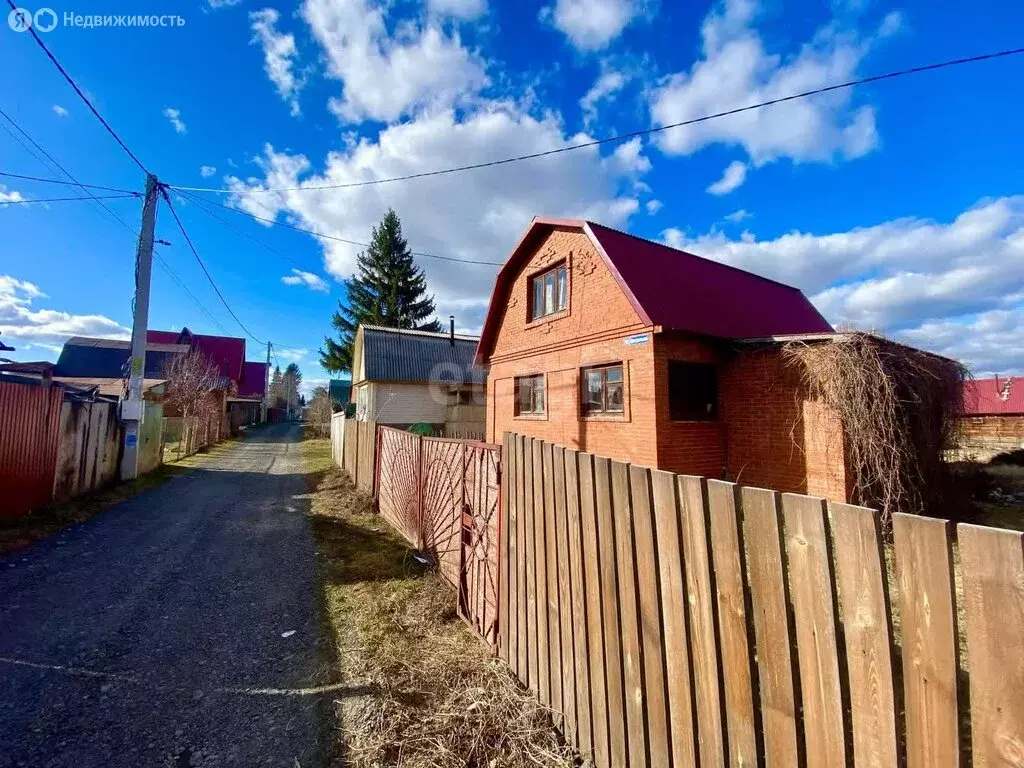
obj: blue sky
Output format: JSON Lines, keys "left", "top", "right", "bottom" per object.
{"left": 2, "top": 0, "right": 1022, "bottom": 393}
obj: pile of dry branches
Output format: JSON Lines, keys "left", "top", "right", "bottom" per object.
{"left": 783, "top": 333, "right": 967, "bottom": 520}
{"left": 342, "top": 574, "right": 574, "bottom": 768}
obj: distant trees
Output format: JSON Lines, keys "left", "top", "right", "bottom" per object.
{"left": 163, "top": 349, "right": 221, "bottom": 454}
{"left": 319, "top": 208, "right": 441, "bottom": 373}
{"left": 307, "top": 385, "right": 332, "bottom": 437}
{"left": 269, "top": 362, "right": 302, "bottom": 415}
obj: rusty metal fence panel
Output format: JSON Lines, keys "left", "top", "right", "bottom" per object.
{"left": 377, "top": 426, "right": 422, "bottom": 546}
{"left": 457, "top": 443, "right": 501, "bottom": 645}
{"left": 421, "top": 437, "right": 467, "bottom": 588}
{"left": 0, "top": 380, "right": 64, "bottom": 519}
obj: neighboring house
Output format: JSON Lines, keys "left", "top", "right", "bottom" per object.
{"left": 961, "top": 376, "right": 1024, "bottom": 455}
{"left": 329, "top": 379, "right": 352, "bottom": 409}
{"left": 228, "top": 361, "right": 268, "bottom": 429}
{"left": 350, "top": 324, "right": 485, "bottom": 429}
{"left": 147, "top": 328, "right": 246, "bottom": 392}
{"left": 475, "top": 216, "right": 857, "bottom": 500}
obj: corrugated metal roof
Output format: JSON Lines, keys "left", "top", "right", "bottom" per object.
{"left": 56, "top": 339, "right": 185, "bottom": 378}
{"left": 361, "top": 325, "right": 483, "bottom": 384}
{"left": 963, "top": 377, "right": 1024, "bottom": 415}
{"left": 476, "top": 217, "right": 833, "bottom": 363}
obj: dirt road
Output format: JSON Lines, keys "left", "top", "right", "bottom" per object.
{"left": 0, "top": 423, "right": 340, "bottom": 767}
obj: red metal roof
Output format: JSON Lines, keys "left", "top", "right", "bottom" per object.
{"left": 475, "top": 218, "right": 832, "bottom": 363}
{"left": 146, "top": 329, "right": 246, "bottom": 382}
{"left": 962, "top": 377, "right": 1024, "bottom": 415}
{"left": 238, "top": 361, "right": 268, "bottom": 399}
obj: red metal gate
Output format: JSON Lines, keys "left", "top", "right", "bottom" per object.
{"left": 0, "top": 380, "right": 64, "bottom": 519}
{"left": 375, "top": 427, "right": 502, "bottom": 648}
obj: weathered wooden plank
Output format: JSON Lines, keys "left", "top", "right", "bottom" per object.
{"left": 595, "top": 456, "right": 628, "bottom": 768}
{"left": 553, "top": 445, "right": 576, "bottom": 744}
{"left": 958, "top": 523, "right": 1024, "bottom": 768}
{"left": 541, "top": 442, "right": 560, "bottom": 714}
{"left": 707, "top": 479, "right": 758, "bottom": 768}
{"left": 830, "top": 501, "right": 898, "bottom": 768}
{"left": 782, "top": 493, "right": 846, "bottom": 768}
{"left": 515, "top": 434, "right": 528, "bottom": 683}
{"left": 499, "top": 433, "right": 512, "bottom": 663}
{"left": 651, "top": 469, "right": 696, "bottom": 768}
{"left": 741, "top": 486, "right": 798, "bottom": 768}
{"left": 531, "top": 438, "right": 550, "bottom": 705}
{"left": 678, "top": 475, "right": 725, "bottom": 768}
{"left": 578, "top": 451, "right": 611, "bottom": 768}
{"left": 611, "top": 459, "right": 648, "bottom": 768}
{"left": 629, "top": 466, "right": 671, "bottom": 768}
{"left": 564, "top": 449, "right": 594, "bottom": 759}
{"left": 892, "top": 513, "right": 959, "bottom": 768}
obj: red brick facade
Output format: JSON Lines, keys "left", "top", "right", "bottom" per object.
{"left": 484, "top": 225, "right": 850, "bottom": 500}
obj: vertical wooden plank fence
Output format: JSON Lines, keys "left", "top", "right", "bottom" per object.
{"left": 368, "top": 427, "right": 1024, "bottom": 768}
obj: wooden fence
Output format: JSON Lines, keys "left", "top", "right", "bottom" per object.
{"left": 498, "top": 432, "right": 1024, "bottom": 768}
{"left": 330, "top": 415, "right": 378, "bottom": 494}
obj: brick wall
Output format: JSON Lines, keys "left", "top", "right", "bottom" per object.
{"left": 719, "top": 346, "right": 848, "bottom": 500}
{"left": 486, "top": 227, "right": 658, "bottom": 465}
{"left": 960, "top": 414, "right": 1024, "bottom": 441}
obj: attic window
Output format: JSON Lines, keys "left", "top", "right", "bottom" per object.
{"left": 530, "top": 263, "right": 568, "bottom": 321}
{"left": 668, "top": 361, "right": 719, "bottom": 421}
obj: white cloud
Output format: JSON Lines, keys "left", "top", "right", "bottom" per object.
{"left": 281, "top": 268, "right": 330, "bottom": 292}
{"left": 650, "top": 0, "right": 883, "bottom": 166}
{"left": 428, "top": 0, "right": 486, "bottom": 20}
{"left": 541, "top": 0, "right": 641, "bottom": 51}
{"left": 0, "top": 185, "right": 26, "bottom": 204}
{"left": 900, "top": 310, "right": 1024, "bottom": 376}
{"left": 878, "top": 10, "right": 903, "bottom": 37}
{"left": 52, "top": 105, "right": 69, "bottom": 117}
{"left": 199, "top": 165, "right": 217, "bottom": 178}
{"left": 163, "top": 107, "right": 187, "bottom": 134}
{"left": 275, "top": 346, "right": 309, "bottom": 363}
{"left": 250, "top": 8, "right": 304, "bottom": 117}
{"left": 665, "top": 196, "right": 1024, "bottom": 372}
{"left": 0, "top": 275, "right": 129, "bottom": 351}
{"left": 207, "top": 0, "right": 242, "bottom": 7}
{"left": 302, "top": 0, "right": 488, "bottom": 124}
{"left": 580, "top": 69, "right": 627, "bottom": 126}
{"left": 707, "top": 160, "right": 747, "bottom": 195}
{"left": 227, "top": 102, "right": 647, "bottom": 332}
{"left": 724, "top": 208, "right": 751, "bottom": 223}
{"left": 646, "top": 199, "right": 662, "bottom": 214}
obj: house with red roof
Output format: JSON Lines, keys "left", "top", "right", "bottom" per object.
{"left": 961, "top": 376, "right": 1024, "bottom": 454}
{"left": 475, "top": 217, "right": 853, "bottom": 500}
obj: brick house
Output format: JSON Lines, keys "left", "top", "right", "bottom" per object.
{"left": 960, "top": 376, "right": 1024, "bottom": 456}
{"left": 475, "top": 217, "right": 853, "bottom": 500}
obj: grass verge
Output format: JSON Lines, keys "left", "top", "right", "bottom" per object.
{"left": 300, "top": 437, "right": 575, "bottom": 768}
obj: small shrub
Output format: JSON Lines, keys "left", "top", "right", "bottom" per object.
{"left": 991, "top": 449, "right": 1024, "bottom": 466}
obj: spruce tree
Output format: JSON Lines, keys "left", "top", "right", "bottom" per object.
{"left": 319, "top": 209, "right": 441, "bottom": 372}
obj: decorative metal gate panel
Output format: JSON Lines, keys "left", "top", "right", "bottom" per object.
{"left": 375, "top": 427, "right": 502, "bottom": 649}
{"left": 457, "top": 443, "right": 501, "bottom": 647}
{"left": 376, "top": 427, "right": 421, "bottom": 545}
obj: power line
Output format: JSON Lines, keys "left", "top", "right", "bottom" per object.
{"left": 153, "top": 252, "right": 235, "bottom": 337}
{"left": 173, "top": 188, "right": 319, "bottom": 272}
{"left": 177, "top": 190, "right": 504, "bottom": 266}
{"left": 0, "top": 193, "right": 140, "bottom": 205}
{"left": 160, "top": 190, "right": 267, "bottom": 345}
{"left": 0, "top": 170, "right": 138, "bottom": 195}
{"left": 169, "top": 46, "right": 1024, "bottom": 195}
{"left": 6, "top": 0, "right": 149, "bottom": 176}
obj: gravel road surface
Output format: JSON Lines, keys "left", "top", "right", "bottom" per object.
{"left": 0, "top": 423, "right": 340, "bottom": 767}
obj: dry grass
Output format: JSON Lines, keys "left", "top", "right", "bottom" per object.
{"left": 301, "top": 438, "right": 574, "bottom": 768}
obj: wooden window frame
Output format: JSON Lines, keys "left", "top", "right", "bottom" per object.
{"left": 667, "top": 360, "right": 720, "bottom": 422}
{"left": 580, "top": 362, "right": 627, "bottom": 420}
{"left": 514, "top": 373, "right": 547, "bottom": 420}
{"left": 527, "top": 261, "right": 569, "bottom": 324}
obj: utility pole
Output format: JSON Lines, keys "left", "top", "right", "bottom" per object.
{"left": 120, "top": 173, "right": 159, "bottom": 481}
{"left": 263, "top": 341, "right": 271, "bottom": 423}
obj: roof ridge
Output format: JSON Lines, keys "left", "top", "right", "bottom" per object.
{"left": 362, "top": 324, "right": 480, "bottom": 341}
{"left": 585, "top": 220, "right": 805, "bottom": 293}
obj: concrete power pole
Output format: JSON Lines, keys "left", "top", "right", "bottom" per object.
{"left": 263, "top": 341, "right": 271, "bottom": 423}
{"left": 120, "top": 173, "right": 160, "bottom": 481}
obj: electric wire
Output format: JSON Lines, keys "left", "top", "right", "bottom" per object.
{"left": 5, "top": 0, "right": 149, "bottom": 176}
{"left": 168, "top": 47, "right": 1024, "bottom": 195}
{"left": 177, "top": 189, "right": 504, "bottom": 266}
{"left": 0, "top": 170, "right": 138, "bottom": 195}
{"left": 0, "top": 193, "right": 140, "bottom": 205}
{"left": 160, "top": 190, "right": 267, "bottom": 345}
